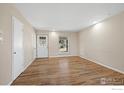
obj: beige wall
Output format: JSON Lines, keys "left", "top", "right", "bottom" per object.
{"left": 0, "top": 4, "right": 35, "bottom": 85}
{"left": 1, "top": 3, "right": 124, "bottom": 85}
{"left": 36, "top": 30, "right": 78, "bottom": 57}
{"left": 78, "top": 11, "right": 124, "bottom": 73}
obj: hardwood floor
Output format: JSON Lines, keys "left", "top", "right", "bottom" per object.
{"left": 12, "top": 56, "right": 124, "bottom": 85}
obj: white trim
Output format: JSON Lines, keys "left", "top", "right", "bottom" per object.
{"left": 79, "top": 56, "right": 124, "bottom": 74}
{"left": 22, "top": 59, "right": 36, "bottom": 75}
{"left": 8, "top": 58, "right": 35, "bottom": 85}
{"left": 11, "top": 16, "right": 14, "bottom": 82}
{"left": 8, "top": 80, "right": 13, "bottom": 86}
{"left": 49, "top": 55, "right": 77, "bottom": 58}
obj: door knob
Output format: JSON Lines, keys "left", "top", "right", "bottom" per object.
{"left": 13, "top": 52, "right": 16, "bottom": 54}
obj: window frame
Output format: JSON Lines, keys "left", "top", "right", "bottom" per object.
{"left": 58, "top": 36, "right": 70, "bottom": 55}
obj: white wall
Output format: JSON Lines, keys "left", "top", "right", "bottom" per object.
{"left": 36, "top": 30, "right": 78, "bottom": 57}
{"left": 0, "top": 4, "right": 36, "bottom": 85}
{"left": 78, "top": 11, "right": 124, "bottom": 73}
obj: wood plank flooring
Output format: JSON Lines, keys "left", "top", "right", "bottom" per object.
{"left": 12, "top": 56, "right": 124, "bottom": 85}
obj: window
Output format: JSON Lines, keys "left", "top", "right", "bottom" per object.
{"left": 39, "top": 36, "right": 46, "bottom": 46}
{"left": 59, "top": 36, "right": 69, "bottom": 52}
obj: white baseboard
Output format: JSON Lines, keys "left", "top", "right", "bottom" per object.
{"left": 23, "top": 58, "right": 36, "bottom": 73}
{"left": 8, "top": 80, "right": 13, "bottom": 86}
{"left": 79, "top": 56, "right": 124, "bottom": 74}
{"left": 8, "top": 58, "right": 35, "bottom": 85}
{"left": 49, "top": 55, "right": 78, "bottom": 58}
{"left": 21, "top": 59, "right": 35, "bottom": 75}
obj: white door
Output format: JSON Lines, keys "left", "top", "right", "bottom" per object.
{"left": 12, "top": 17, "right": 24, "bottom": 80}
{"left": 37, "top": 35, "right": 48, "bottom": 58}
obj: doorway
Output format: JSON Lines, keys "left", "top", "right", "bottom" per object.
{"left": 12, "top": 16, "right": 24, "bottom": 80}
{"left": 37, "top": 34, "right": 48, "bottom": 58}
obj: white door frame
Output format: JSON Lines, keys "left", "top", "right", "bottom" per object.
{"left": 32, "top": 33, "right": 36, "bottom": 59}
{"left": 11, "top": 16, "right": 24, "bottom": 81}
{"left": 36, "top": 34, "right": 49, "bottom": 58}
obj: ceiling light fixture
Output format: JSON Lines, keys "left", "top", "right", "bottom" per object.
{"left": 94, "top": 22, "right": 102, "bottom": 29}
{"left": 93, "top": 21, "right": 98, "bottom": 25}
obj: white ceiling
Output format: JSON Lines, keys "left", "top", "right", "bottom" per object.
{"left": 15, "top": 3, "right": 124, "bottom": 32}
